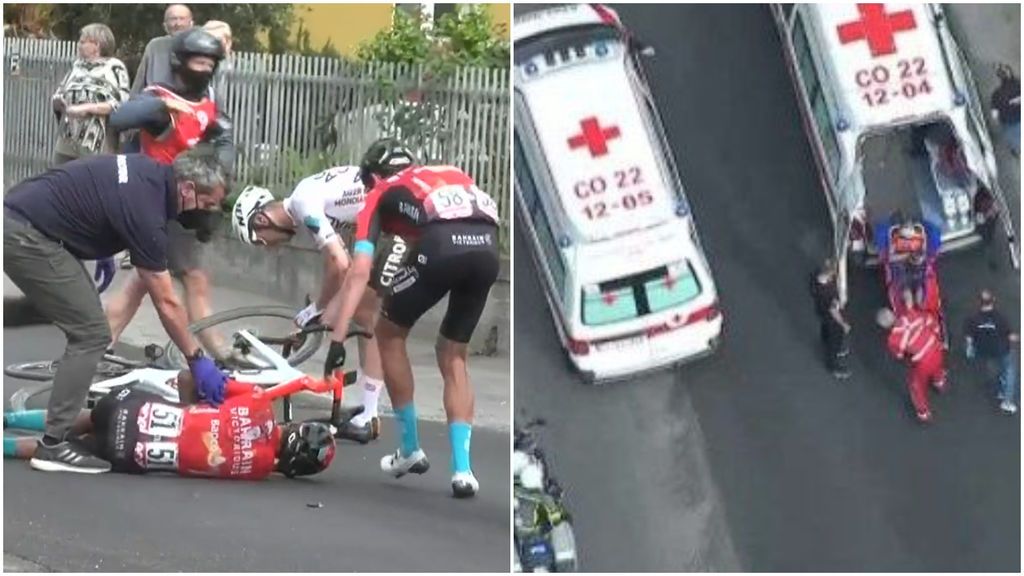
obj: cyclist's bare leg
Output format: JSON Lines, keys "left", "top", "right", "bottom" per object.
{"left": 376, "top": 317, "right": 424, "bottom": 458}
{"left": 354, "top": 290, "right": 384, "bottom": 380}
{"left": 376, "top": 318, "right": 415, "bottom": 407}
{"left": 437, "top": 335, "right": 476, "bottom": 484}
{"left": 5, "top": 409, "right": 94, "bottom": 459}
{"left": 6, "top": 437, "right": 40, "bottom": 459}
{"left": 104, "top": 273, "right": 148, "bottom": 345}
{"left": 436, "top": 337, "right": 474, "bottom": 424}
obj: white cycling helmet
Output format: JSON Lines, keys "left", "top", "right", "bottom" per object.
{"left": 232, "top": 185, "right": 275, "bottom": 245}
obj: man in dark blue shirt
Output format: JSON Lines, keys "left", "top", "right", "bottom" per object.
{"left": 963, "top": 289, "right": 1019, "bottom": 415}
{"left": 3, "top": 145, "right": 229, "bottom": 473}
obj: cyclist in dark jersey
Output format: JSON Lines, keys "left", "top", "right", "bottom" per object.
{"left": 4, "top": 371, "right": 337, "bottom": 479}
{"left": 325, "top": 138, "right": 500, "bottom": 498}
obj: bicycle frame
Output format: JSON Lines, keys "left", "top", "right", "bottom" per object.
{"left": 86, "top": 329, "right": 344, "bottom": 421}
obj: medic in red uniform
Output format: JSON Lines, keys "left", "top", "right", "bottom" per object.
{"left": 109, "top": 28, "right": 235, "bottom": 178}
{"left": 879, "top": 293, "right": 948, "bottom": 423}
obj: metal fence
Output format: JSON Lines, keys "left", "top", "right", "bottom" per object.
{"left": 2, "top": 38, "right": 511, "bottom": 247}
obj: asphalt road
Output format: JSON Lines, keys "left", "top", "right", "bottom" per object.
{"left": 2, "top": 326, "right": 510, "bottom": 572}
{"left": 514, "top": 4, "right": 1020, "bottom": 572}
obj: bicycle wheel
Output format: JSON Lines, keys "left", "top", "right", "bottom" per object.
{"left": 163, "top": 306, "right": 325, "bottom": 370}
{"left": 4, "top": 359, "right": 134, "bottom": 382}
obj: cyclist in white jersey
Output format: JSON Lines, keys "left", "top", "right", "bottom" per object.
{"left": 230, "top": 166, "right": 404, "bottom": 443}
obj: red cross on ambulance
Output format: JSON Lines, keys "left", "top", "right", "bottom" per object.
{"left": 567, "top": 116, "right": 621, "bottom": 157}
{"left": 836, "top": 3, "right": 917, "bottom": 58}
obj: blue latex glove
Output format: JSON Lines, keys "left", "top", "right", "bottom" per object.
{"left": 190, "top": 356, "right": 226, "bottom": 406}
{"left": 94, "top": 258, "right": 116, "bottom": 293}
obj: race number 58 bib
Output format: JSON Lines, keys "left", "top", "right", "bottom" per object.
{"left": 429, "top": 185, "right": 476, "bottom": 219}
{"left": 428, "top": 184, "right": 500, "bottom": 222}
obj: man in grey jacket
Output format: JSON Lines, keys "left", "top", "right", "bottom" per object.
{"left": 132, "top": 4, "right": 194, "bottom": 95}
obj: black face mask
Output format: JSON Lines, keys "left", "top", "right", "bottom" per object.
{"left": 177, "top": 67, "right": 214, "bottom": 98}
{"left": 178, "top": 209, "right": 221, "bottom": 243}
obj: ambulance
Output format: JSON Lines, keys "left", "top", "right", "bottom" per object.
{"left": 770, "top": 3, "right": 1018, "bottom": 303}
{"left": 514, "top": 4, "right": 722, "bottom": 383}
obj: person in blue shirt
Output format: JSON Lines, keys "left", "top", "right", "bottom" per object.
{"left": 3, "top": 145, "right": 229, "bottom": 474}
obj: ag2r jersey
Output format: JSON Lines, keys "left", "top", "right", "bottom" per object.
{"left": 283, "top": 166, "right": 366, "bottom": 249}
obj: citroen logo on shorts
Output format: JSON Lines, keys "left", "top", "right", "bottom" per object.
{"left": 378, "top": 237, "right": 409, "bottom": 288}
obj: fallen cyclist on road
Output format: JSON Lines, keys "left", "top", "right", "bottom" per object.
{"left": 230, "top": 164, "right": 411, "bottom": 444}
{"left": 4, "top": 369, "right": 338, "bottom": 479}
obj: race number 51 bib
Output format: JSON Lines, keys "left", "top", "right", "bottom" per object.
{"left": 134, "top": 441, "right": 179, "bottom": 471}
{"left": 137, "top": 403, "right": 184, "bottom": 438}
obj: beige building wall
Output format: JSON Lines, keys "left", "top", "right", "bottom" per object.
{"left": 292, "top": 3, "right": 510, "bottom": 57}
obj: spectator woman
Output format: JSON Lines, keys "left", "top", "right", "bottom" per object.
{"left": 51, "top": 23, "right": 130, "bottom": 165}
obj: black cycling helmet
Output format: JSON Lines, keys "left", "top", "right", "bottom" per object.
{"left": 170, "top": 28, "right": 225, "bottom": 70}
{"left": 358, "top": 137, "right": 417, "bottom": 189}
{"left": 277, "top": 421, "right": 336, "bottom": 478}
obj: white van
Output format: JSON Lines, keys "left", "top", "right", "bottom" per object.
{"left": 514, "top": 4, "right": 723, "bottom": 383}
{"left": 770, "top": 3, "right": 1018, "bottom": 303}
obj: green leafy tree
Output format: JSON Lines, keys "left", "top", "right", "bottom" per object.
{"left": 355, "top": 5, "right": 508, "bottom": 70}
{"left": 6, "top": 4, "right": 295, "bottom": 57}
{"left": 433, "top": 5, "right": 510, "bottom": 70}
{"left": 353, "top": 6, "right": 509, "bottom": 162}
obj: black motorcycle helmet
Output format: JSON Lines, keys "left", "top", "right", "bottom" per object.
{"left": 170, "top": 28, "right": 225, "bottom": 95}
{"left": 358, "top": 137, "right": 417, "bottom": 189}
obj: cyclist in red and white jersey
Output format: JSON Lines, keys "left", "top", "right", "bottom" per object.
{"left": 230, "top": 166, "right": 412, "bottom": 444}
{"left": 4, "top": 371, "right": 337, "bottom": 479}
{"left": 329, "top": 138, "right": 501, "bottom": 498}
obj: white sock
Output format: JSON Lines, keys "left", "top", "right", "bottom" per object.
{"left": 352, "top": 373, "right": 383, "bottom": 426}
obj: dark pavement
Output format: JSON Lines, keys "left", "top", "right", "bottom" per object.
{"left": 514, "top": 4, "right": 1020, "bottom": 572}
{"left": 2, "top": 326, "right": 509, "bottom": 572}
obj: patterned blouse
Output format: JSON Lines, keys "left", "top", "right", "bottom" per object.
{"left": 53, "top": 57, "right": 131, "bottom": 154}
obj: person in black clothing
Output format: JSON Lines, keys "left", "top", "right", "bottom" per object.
{"left": 963, "top": 289, "right": 1019, "bottom": 415}
{"left": 3, "top": 146, "right": 229, "bottom": 473}
{"left": 991, "top": 64, "right": 1020, "bottom": 157}
{"left": 810, "top": 259, "right": 852, "bottom": 379}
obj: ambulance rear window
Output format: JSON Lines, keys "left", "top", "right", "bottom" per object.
{"left": 515, "top": 25, "right": 620, "bottom": 66}
{"left": 582, "top": 261, "right": 702, "bottom": 326}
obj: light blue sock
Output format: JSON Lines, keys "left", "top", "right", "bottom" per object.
{"left": 394, "top": 404, "right": 420, "bottom": 458}
{"left": 4, "top": 437, "right": 18, "bottom": 457}
{"left": 449, "top": 421, "right": 472, "bottom": 474}
{"left": 4, "top": 410, "right": 47, "bottom": 432}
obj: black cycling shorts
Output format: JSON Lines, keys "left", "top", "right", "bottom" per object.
{"left": 91, "top": 384, "right": 164, "bottom": 474}
{"left": 369, "top": 234, "right": 411, "bottom": 294}
{"left": 381, "top": 221, "right": 500, "bottom": 343}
